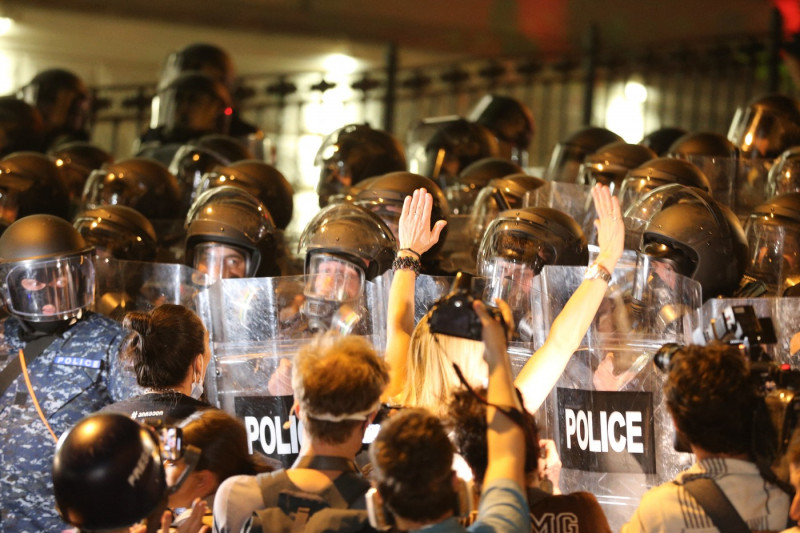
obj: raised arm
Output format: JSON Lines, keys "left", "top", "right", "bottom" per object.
{"left": 515, "top": 184, "right": 624, "bottom": 410}
{"left": 474, "top": 299, "right": 526, "bottom": 491}
{"left": 383, "top": 188, "right": 446, "bottom": 400}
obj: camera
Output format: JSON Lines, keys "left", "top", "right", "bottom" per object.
{"left": 654, "top": 305, "right": 800, "bottom": 460}
{"left": 428, "top": 271, "right": 506, "bottom": 341}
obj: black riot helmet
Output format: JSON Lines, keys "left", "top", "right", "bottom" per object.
{"left": 73, "top": 205, "right": 157, "bottom": 262}
{"left": 579, "top": 141, "right": 656, "bottom": 193}
{"left": 767, "top": 146, "right": 800, "bottom": 197}
{"left": 407, "top": 117, "right": 499, "bottom": 189}
{"left": 355, "top": 171, "right": 449, "bottom": 263}
{"left": 159, "top": 43, "right": 235, "bottom": 91}
{"left": 82, "top": 157, "right": 182, "bottom": 221}
{"left": 468, "top": 173, "right": 546, "bottom": 251}
{"left": 53, "top": 413, "right": 166, "bottom": 531}
{"left": 728, "top": 93, "right": 800, "bottom": 160}
{"left": 667, "top": 132, "right": 738, "bottom": 205}
{"left": 469, "top": 94, "right": 535, "bottom": 166}
{"left": 150, "top": 71, "right": 232, "bottom": 145}
{"left": 447, "top": 157, "right": 523, "bottom": 214}
{"left": 0, "top": 96, "right": 45, "bottom": 157}
{"left": 478, "top": 207, "right": 587, "bottom": 308}
{"left": 299, "top": 202, "right": 396, "bottom": 282}
{"left": 0, "top": 214, "right": 95, "bottom": 322}
{"left": 742, "top": 192, "right": 800, "bottom": 295}
{"left": 0, "top": 151, "right": 70, "bottom": 225}
{"left": 315, "top": 123, "right": 407, "bottom": 208}
{"left": 185, "top": 186, "right": 278, "bottom": 279}
{"left": 544, "top": 126, "right": 623, "bottom": 183}
{"left": 195, "top": 159, "right": 293, "bottom": 229}
{"left": 638, "top": 184, "right": 747, "bottom": 299}
{"left": 49, "top": 141, "right": 114, "bottom": 206}
{"left": 639, "top": 127, "right": 687, "bottom": 156}
{"left": 168, "top": 134, "right": 253, "bottom": 213}
{"left": 18, "top": 68, "right": 90, "bottom": 147}
{"left": 618, "top": 157, "right": 712, "bottom": 212}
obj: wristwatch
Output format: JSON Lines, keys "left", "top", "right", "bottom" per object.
{"left": 584, "top": 261, "right": 612, "bottom": 284}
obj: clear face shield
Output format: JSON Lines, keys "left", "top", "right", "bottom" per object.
{"left": 304, "top": 254, "right": 365, "bottom": 303}
{"left": 314, "top": 139, "right": 350, "bottom": 206}
{"left": 168, "top": 145, "right": 228, "bottom": 207}
{"left": 544, "top": 143, "right": 587, "bottom": 183}
{"left": 192, "top": 242, "right": 251, "bottom": 281}
{"left": 744, "top": 219, "right": 800, "bottom": 294}
{"left": 631, "top": 245, "right": 693, "bottom": 333}
{"left": 767, "top": 150, "right": 800, "bottom": 197}
{"left": 728, "top": 106, "right": 779, "bottom": 159}
{"left": 480, "top": 257, "right": 537, "bottom": 310}
{"left": 618, "top": 175, "right": 664, "bottom": 213}
{"left": 2, "top": 253, "right": 95, "bottom": 322}
{"left": 578, "top": 161, "right": 627, "bottom": 194}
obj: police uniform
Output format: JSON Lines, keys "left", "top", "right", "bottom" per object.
{"left": 0, "top": 312, "right": 141, "bottom": 533}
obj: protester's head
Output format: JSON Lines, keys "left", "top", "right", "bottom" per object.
{"left": 166, "top": 409, "right": 272, "bottom": 509}
{"left": 369, "top": 408, "right": 458, "bottom": 524}
{"left": 291, "top": 335, "right": 389, "bottom": 445}
{"left": 665, "top": 342, "right": 760, "bottom": 455}
{"left": 447, "top": 386, "right": 539, "bottom": 486}
{"left": 120, "top": 304, "right": 208, "bottom": 390}
{"left": 398, "top": 313, "right": 486, "bottom": 418}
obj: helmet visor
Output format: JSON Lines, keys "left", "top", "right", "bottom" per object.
{"left": 728, "top": 105, "right": 793, "bottom": 159}
{"left": 3, "top": 253, "right": 95, "bottom": 321}
{"left": 169, "top": 145, "right": 228, "bottom": 205}
{"left": 192, "top": 242, "right": 251, "bottom": 281}
{"left": 73, "top": 216, "right": 155, "bottom": 262}
{"left": 304, "top": 254, "right": 365, "bottom": 303}
{"left": 767, "top": 151, "right": 800, "bottom": 197}
{"left": 744, "top": 219, "right": 800, "bottom": 294}
{"left": 544, "top": 143, "right": 587, "bottom": 183}
{"left": 477, "top": 225, "right": 555, "bottom": 274}
{"left": 480, "top": 257, "right": 537, "bottom": 310}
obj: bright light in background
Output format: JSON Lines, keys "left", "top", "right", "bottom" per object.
{"left": 624, "top": 81, "right": 648, "bottom": 103}
{"left": 322, "top": 53, "right": 359, "bottom": 75}
{"left": 0, "top": 51, "right": 15, "bottom": 94}
{"left": 0, "top": 17, "right": 13, "bottom": 36}
{"left": 605, "top": 81, "right": 649, "bottom": 142}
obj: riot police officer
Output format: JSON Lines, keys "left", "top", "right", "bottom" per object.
{"left": 0, "top": 151, "right": 71, "bottom": 225}
{"left": 18, "top": 68, "right": 91, "bottom": 150}
{"left": 0, "top": 215, "right": 141, "bottom": 531}
{"left": 544, "top": 126, "right": 623, "bottom": 183}
{"left": 185, "top": 186, "right": 281, "bottom": 279}
{"left": 314, "top": 123, "right": 406, "bottom": 207}
{"left": 294, "top": 202, "right": 396, "bottom": 335}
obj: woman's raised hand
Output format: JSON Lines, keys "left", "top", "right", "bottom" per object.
{"left": 591, "top": 184, "right": 624, "bottom": 271}
{"left": 398, "top": 188, "right": 447, "bottom": 256}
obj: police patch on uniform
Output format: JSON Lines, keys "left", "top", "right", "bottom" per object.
{"left": 54, "top": 355, "right": 101, "bottom": 369}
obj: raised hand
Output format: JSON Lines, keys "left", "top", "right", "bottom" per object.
{"left": 398, "top": 188, "right": 447, "bottom": 256}
{"left": 591, "top": 184, "right": 624, "bottom": 271}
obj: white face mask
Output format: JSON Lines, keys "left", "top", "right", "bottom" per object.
{"left": 190, "top": 358, "right": 204, "bottom": 400}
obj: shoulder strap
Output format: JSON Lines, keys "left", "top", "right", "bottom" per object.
{"left": 682, "top": 477, "right": 751, "bottom": 533}
{"left": 0, "top": 334, "right": 54, "bottom": 396}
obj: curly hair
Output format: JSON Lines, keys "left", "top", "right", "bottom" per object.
{"left": 447, "top": 386, "right": 539, "bottom": 485}
{"left": 369, "top": 409, "right": 457, "bottom": 523}
{"left": 665, "top": 342, "right": 760, "bottom": 455}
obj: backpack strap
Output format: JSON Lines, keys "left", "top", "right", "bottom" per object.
{"left": 682, "top": 477, "right": 751, "bottom": 533}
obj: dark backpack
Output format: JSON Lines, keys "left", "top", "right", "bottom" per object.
{"left": 246, "top": 456, "right": 377, "bottom": 533}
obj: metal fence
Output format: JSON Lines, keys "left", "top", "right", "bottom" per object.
{"left": 89, "top": 30, "right": 793, "bottom": 190}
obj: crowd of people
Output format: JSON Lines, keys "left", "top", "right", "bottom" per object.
{"left": 4, "top": 40, "right": 800, "bottom": 533}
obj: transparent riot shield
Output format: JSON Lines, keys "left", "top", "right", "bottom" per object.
{"left": 524, "top": 181, "right": 596, "bottom": 243}
{"left": 528, "top": 264, "right": 702, "bottom": 532}
{"left": 696, "top": 297, "right": 800, "bottom": 367}
{"left": 735, "top": 158, "right": 772, "bottom": 223}
{"left": 204, "top": 273, "right": 389, "bottom": 467}
{"left": 438, "top": 214, "right": 477, "bottom": 274}
{"left": 94, "top": 258, "right": 208, "bottom": 321}
{"left": 413, "top": 273, "right": 455, "bottom": 325}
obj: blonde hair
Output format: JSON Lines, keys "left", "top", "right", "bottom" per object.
{"left": 397, "top": 314, "right": 486, "bottom": 417}
{"left": 292, "top": 334, "right": 389, "bottom": 444}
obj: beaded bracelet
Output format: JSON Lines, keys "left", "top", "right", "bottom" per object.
{"left": 393, "top": 255, "right": 421, "bottom": 275}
